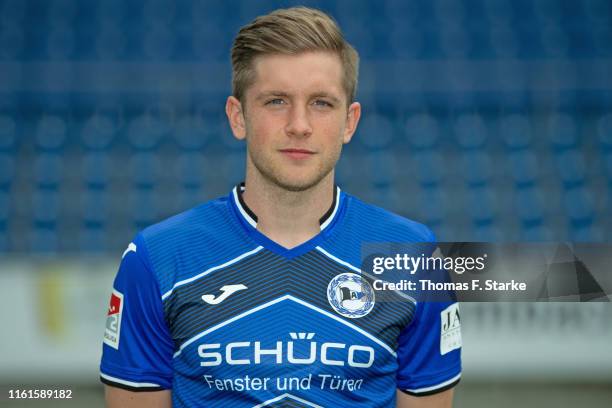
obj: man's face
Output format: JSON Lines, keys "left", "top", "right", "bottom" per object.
{"left": 227, "top": 51, "right": 361, "bottom": 192}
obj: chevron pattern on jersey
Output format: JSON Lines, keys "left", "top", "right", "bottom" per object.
{"left": 164, "top": 248, "right": 416, "bottom": 353}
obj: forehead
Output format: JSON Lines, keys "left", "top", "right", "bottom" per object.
{"left": 249, "top": 51, "right": 345, "bottom": 98}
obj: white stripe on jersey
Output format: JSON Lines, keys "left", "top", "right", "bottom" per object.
{"left": 161, "top": 246, "right": 264, "bottom": 301}
{"left": 404, "top": 373, "right": 462, "bottom": 394}
{"left": 100, "top": 372, "right": 161, "bottom": 388}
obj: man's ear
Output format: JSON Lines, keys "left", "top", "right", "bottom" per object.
{"left": 226, "top": 96, "right": 246, "bottom": 140}
{"left": 343, "top": 101, "right": 361, "bottom": 144}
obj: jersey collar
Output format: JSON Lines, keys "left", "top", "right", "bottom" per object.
{"left": 231, "top": 182, "right": 342, "bottom": 232}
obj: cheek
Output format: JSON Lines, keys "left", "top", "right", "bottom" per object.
{"left": 245, "top": 111, "right": 283, "bottom": 143}
{"left": 319, "top": 115, "right": 348, "bottom": 143}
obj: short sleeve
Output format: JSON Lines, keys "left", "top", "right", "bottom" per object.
{"left": 396, "top": 299, "right": 462, "bottom": 396}
{"left": 99, "top": 234, "right": 174, "bottom": 391}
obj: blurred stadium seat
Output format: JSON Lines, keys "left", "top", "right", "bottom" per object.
{"left": 0, "top": 0, "right": 611, "bottom": 251}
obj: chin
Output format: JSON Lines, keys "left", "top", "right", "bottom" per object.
{"left": 269, "top": 171, "right": 330, "bottom": 193}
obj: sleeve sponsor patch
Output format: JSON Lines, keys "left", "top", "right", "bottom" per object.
{"left": 440, "top": 303, "right": 461, "bottom": 355}
{"left": 103, "top": 289, "right": 124, "bottom": 350}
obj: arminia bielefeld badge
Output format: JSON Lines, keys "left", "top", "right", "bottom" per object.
{"left": 327, "top": 273, "right": 375, "bottom": 318}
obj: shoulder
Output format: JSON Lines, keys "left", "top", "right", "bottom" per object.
{"left": 320, "top": 192, "right": 435, "bottom": 268}
{"left": 341, "top": 193, "right": 436, "bottom": 243}
{"left": 131, "top": 195, "right": 254, "bottom": 295}
{"left": 140, "top": 195, "right": 232, "bottom": 246}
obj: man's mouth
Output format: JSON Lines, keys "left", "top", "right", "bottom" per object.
{"left": 279, "top": 148, "right": 316, "bottom": 160}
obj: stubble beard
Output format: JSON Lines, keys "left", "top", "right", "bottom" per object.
{"left": 246, "top": 146, "right": 341, "bottom": 193}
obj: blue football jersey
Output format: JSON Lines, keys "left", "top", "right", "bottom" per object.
{"left": 100, "top": 185, "right": 461, "bottom": 407}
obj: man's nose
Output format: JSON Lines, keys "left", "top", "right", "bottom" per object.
{"left": 285, "top": 104, "right": 313, "bottom": 138}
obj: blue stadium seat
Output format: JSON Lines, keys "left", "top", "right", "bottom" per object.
{"left": 33, "top": 190, "right": 60, "bottom": 224}
{"left": 173, "top": 115, "right": 209, "bottom": 151}
{"left": 0, "top": 18, "right": 25, "bottom": 60}
{"left": 500, "top": 113, "right": 532, "bottom": 151}
{"left": 473, "top": 224, "right": 503, "bottom": 242}
{"left": 175, "top": 152, "right": 205, "bottom": 188}
{"left": 540, "top": 23, "right": 570, "bottom": 58}
{"left": 35, "top": 115, "right": 68, "bottom": 151}
{"left": 547, "top": 113, "right": 578, "bottom": 152}
{"left": 0, "top": 190, "right": 9, "bottom": 224}
{"left": 142, "top": 25, "right": 175, "bottom": 60}
{"left": 178, "top": 187, "right": 205, "bottom": 211}
{"left": 404, "top": 113, "right": 440, "bottom": 150}
{"left": 45, "top": 23, "right": 77, "bottom": 59}
{"left": 413, "top": 151, "right": 445, "bottom": 188}
{"left": 79, "top": 226, "right": 107, "bottom": 253}
{"left": 593, "top": 24, "right": 612, "bottom": 57}
{"left": 95, "top": 23, "right": 128, "bottom": 59}
{"left": 466, "top": 186, "right": 496, "bottom": 225}
{"left": 127, "top": 113, "right": 169, "bottom": 150}
{"left": 82, "top": 153, "right": 112, "bottom": 189}
{"left": 461, "top": 151, "right": 492, "bottom": 187}
{"left": 604, "top": 151, "right": 612, "bottom": 182}
{"left": 366, "top": 151, "right": 394, "bottom": 187}
{"left": 438, "top": 24, "right": 471, "bottom": 58}
{"left": 81, "top": 114, "right": 117, "bottom": 150}
{"left": 34, "top": 153, "right": 64, "bottom": 189}
{"left": 514, "top": 188, "right": 545, "bottom": 226}
{"left": 335, "top": 153, "right": 353, "bottom": 187}
{"left": 225, "top": 152, "right": 247, "bottom": 186}
{"left": 0, "top": 115, "right": 17, "bottom": 152}
{"left": 555, "top": 150, "right": 586, "bottom": 189}
{"left": 564, "top": 187, "right": 595, "bottom": 226}
{"left": 533, "top": 0, "right": 564, "bottom": 23}
{"left": 388, "top": 25, "right": 423, "bottom": 58}
{"left": 489, "top": 23, "right": 520, "bottom": 58}
{"left": 0, "top": 154, "right": 15, "bottom": 189}
{"left": 418, "top": 188, "right": 448, "bottom": 227}
{"left": 192, "top": 22, "right": 231, "bottom": 61}
{"left": 569, "top": 224, "right": 603, "bottom": 242}
{"left": 0, "top": 228, "right": 6, "bottom": 252}
{"left": 30, "top": 227, "right": 59, "bottom": 253}
{"left": 129, "top": 152, "right": 162, "bottom": 188}
{"left": 507, "top": 150, "right": 539, "bottom": 188}
{"left": 130, "top": 188, "right": 158, "bottom": 229}
{"left": 358, "top": 113, "right": 395, "bottom": 150}
{"left": 520, "top": 224, "right": 554, "bottom": 241}
{"left": 82, "top": 189, "right": 108, "bottom": 225}
{"left": 95, "top": 0, "right": 125, "bottom": 23}
{"left": 1, "top": 0, "right": 27, "bottom": 22}
{"left": 142, "top": 0, "right": 177, "bottom": 25}
{"left": 596, "top": 113, "right": 612, "bottom": 151}
{"left": 453, "top": 113, "right": 488, "bottom": 150}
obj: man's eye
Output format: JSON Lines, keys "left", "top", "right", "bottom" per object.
{"left": 266, "top": 99, "right": 285, "bottom": 105}
{"left": 313, "top": 100, "right": 333, "bottom": 107}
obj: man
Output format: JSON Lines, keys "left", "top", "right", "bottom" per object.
{"left": 100, "top": 7, "right": 461, "bottom": 408}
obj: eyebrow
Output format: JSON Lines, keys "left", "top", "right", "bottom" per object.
{"left": 255, "top": 91, "right": 342, "bottom": 104}
{"left": 255, "top": 91, "right": 290, "bottom": 101}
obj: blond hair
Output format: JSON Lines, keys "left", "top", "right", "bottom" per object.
{"left": 231, "top": 7, "right": 359, "bottom": 104}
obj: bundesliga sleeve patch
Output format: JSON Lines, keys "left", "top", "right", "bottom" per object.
{"left": 104, "top": 289, "right": 124, "bottom": 350}
{"left": 440, "top": 303, "right": 461, "bottom": 355}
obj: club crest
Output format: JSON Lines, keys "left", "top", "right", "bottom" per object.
{"left": 327, "top": 273, "right": 375, "bottom": 319}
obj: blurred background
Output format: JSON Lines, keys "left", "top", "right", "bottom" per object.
{"left": 0, "top": 0, "right": 611, "bottom": 406}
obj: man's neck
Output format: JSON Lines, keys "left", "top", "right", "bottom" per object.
{"left": 241, "top": 172, "right": 335, "bottom": 249}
